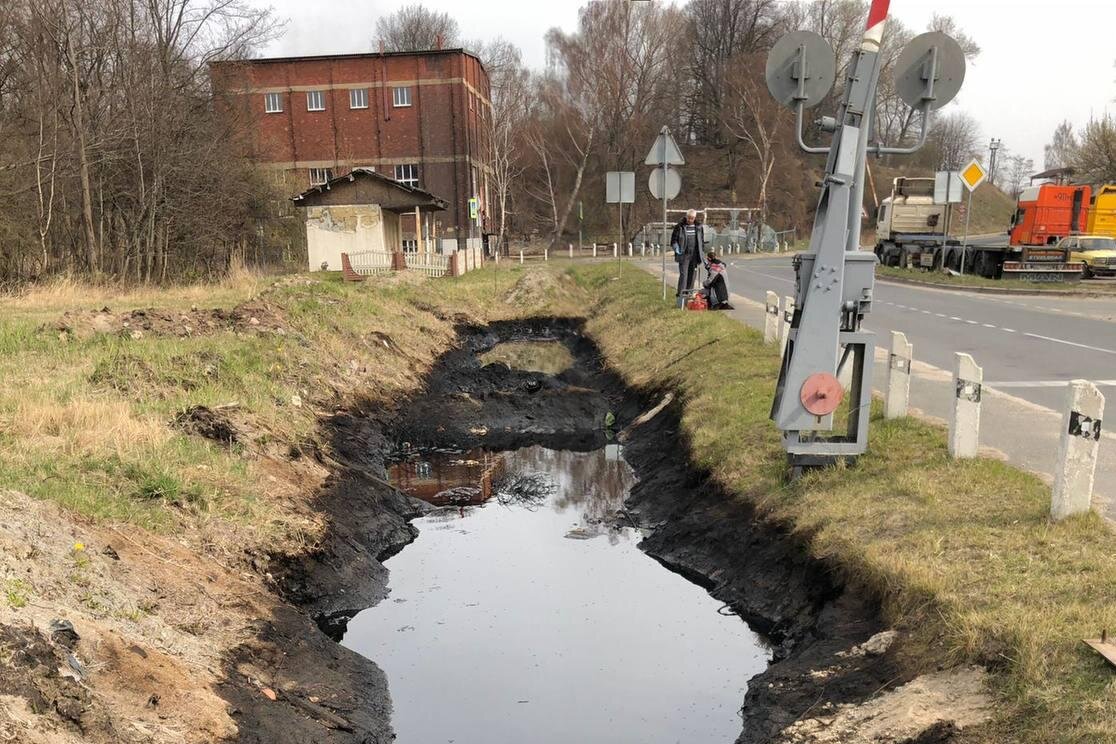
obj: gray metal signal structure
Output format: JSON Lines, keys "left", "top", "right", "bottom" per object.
{"left": 765, "top": 23, "right": 966, "bottom": 471}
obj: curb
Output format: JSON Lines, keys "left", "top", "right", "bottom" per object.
{"left": 876, "top": 273, "right": 1116, "bottom": 298}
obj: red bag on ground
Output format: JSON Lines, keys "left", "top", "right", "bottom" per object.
{"left": 685, "top": 293, "right": 708, "bottom": 311}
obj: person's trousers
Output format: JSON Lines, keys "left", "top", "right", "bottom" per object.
{"left": 706, "top": 274, "right": 728, "bottom": 306}
{"left": 676, "top": 254, "right": 699, "bottom": 298}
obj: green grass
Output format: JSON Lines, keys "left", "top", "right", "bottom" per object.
{"left": 574, "top": 263, "right": 1116, "bottom": 743}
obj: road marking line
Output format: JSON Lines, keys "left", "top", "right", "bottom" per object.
{"left": 986, "top": 380, "right": 1116, "bottom": 388}
{"left": 950, "top": 316, "right": 962, "bottom": 321}
{"left": 1002, "top": 328, "right": 1016, "bottom": 333}
{"left": 965, "top": 319, "right": 979, "bottom": 325}
{"left": 935, "top": 313, "right": 946, "bottom": 317}
{"left": 1023, "top": 332, "right": 1116, "bottom": 356}
{"left": 981, "top": 323, "right": 996, "bottom": 328}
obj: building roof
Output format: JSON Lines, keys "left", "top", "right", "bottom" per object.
{"left": 292, "top": 168, "right": 449, "bottom": 212}
{"left": 209, "top": 47, "right": 484, "bottom": 69}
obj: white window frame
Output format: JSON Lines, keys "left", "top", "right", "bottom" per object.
{"left": 264, "top": 92, "right": 283, "bottom": 113}
{"left": 306, "top": 90, "right": 326, "bottom": 112}
{"left": 401, "top": 239, "right": 418, "bottom": 252}
{"left": 349, "top": 88, "right": 368, "bottom": 109}
{"left": 392, "top": 86, "right": 412, "bottom": 108}
{"left": 309, "top": 168, "right": 333, "bottom": 186}
{"left": 394, "top": 163, "right": 419, "bottom": 188}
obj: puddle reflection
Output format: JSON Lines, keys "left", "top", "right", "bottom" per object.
{"left": 346, "top": 446, "right": 769, "bottom": 744}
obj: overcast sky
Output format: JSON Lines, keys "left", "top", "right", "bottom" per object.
{"left": 257, "top": 0, "right": 1115, "bottom": 169}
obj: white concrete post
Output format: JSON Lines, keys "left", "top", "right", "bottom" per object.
{"left": 519, "top": 250, "right": 524, "bottom": 264}
{"left": 612, "top": 242, "right": 618, "bottom": 258}
{"left": 641, "top": 245, "right": 646, "bottom": 257}
{"left": 1051, "top": 380, "right": 1105, "bottom": 520}
{"left": 885, "top": 331, "right": 913, "bottom": 419}
{"left": 949, "top": 353, "right": 983, "bottom": 459}
{"left": 628, "top": 242, "right": 633, "bottom": 257}
{"left": 779, "top": 295, "right": 795, "bottom": 358}
{"left": 568, "top": 243, "right": 573, "bottom": 259}
{"left": 544, "top": 248, "right": 548, "bottom": 262}
{"left": 764, "top": 291, "right": 780, "bottom": 344}
{"left": 593, "top": 245, "right": 597, "bottom": 258}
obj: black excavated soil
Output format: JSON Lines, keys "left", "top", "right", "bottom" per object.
{"left": 225, "top": 316, "right": 923, "bottom": 744}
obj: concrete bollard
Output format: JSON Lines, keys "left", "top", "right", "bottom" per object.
{"left": 593, "top": 245, "right": 597, "bottom": 258}
{"left": 764, "top": 291, "right": 780, "bottom": 344}
{"left": 780, "top": 295, "right": 795, "bottom": 358}
{"left": 1051, "top": 380, "right": 1105, "bottom": 520}
{"left": 628, "top": 242, "right": 633, "bottom": 257}
{"left": 544, "top": 248, "right": 548, "bottom": 261}
{"left": 613, "top": 242, "right": 618, "bottom": 258}
{"left": 568, "top": 243, "right": 573, "bottom": 259}
{"left": 885, "top": 331, "right": 913, "bottom": 419}
{"left": 519, "top": 250, "right": 524, "bottom": 264}
{"left": 949, "top": 353, "right": 983, "bottom": 459}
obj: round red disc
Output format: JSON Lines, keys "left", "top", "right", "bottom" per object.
{"left": 799, "top": 372, "right": 844, "bottom": 416}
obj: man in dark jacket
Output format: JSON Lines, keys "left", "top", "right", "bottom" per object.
{"left": 671, "top": 209, "right": 704, "bottom": 306}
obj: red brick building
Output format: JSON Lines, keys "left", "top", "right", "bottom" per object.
{"left": 210, "top": 49, "right": 491, "bottom": 247}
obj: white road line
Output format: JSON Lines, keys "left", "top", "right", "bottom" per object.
{"left": 934, "top": 313, "right": 946, "bottom": 318}
{"left": 981, "top": 323, "right": 996, "bottom": 328}
{"left": 987, "top": 380, "right": 1116, "bottom": 388}
{"left": 743, "top": 269, "right": 794, "bottom": 285}
{"left": 950, "top": 316, "right": 961, "bottom": 321}
{"left": 965, "top": 319, "right": 979, "bottom": 325}
{"left": 1022, "top": 332, "right": 1116, "bottom": 356}
{"left": 1003, "top": 328, "right": 1016, "bottom": 333}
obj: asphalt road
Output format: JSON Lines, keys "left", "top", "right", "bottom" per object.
{"left": 730, "top": 255, "right": 1116, "bottom": 411}
{"left": 642, "top": 254, "right": 1116, "bottom": 519}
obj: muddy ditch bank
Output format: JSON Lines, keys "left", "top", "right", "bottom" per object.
{"left": 253, "top": 317, "right": 920, "bottom": 744}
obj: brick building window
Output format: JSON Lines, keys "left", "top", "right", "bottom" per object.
{"left": 392, "top": 86, "right": 412, "bottom": 107}
{"left": 306, "top": 90, "right": 326, "bottom": 111}
{"left": 394, "top": 164, "right": 419, "bottom": 187}
{"left": 401, "top": 239, "right": 418, "bottom": 252}
{"left": 349, "top": 88, "right": 368, "bottom": 109}
{"left": 264, "top": 92, "right": 283, "bottom": 113}
{"left": 309, "top": 168, "right": 333, "bottom": 185}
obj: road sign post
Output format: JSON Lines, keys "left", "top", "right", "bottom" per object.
{"left": 646, "top": 126, "right": 684, "bottom": 301}
{"left": 958, "top": 160, "right": 987, "bottom": 276}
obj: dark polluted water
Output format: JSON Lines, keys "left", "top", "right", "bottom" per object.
{"left": 343, "top": 445, "right": 770, "bottom": 743}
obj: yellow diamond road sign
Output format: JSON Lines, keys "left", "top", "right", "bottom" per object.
{"left": 960, "top": 160, "right": 987, "bottom": 191}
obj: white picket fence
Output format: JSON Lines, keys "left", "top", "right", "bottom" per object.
{"left": 405, "top": 251, "right": 451, "bottom": 278}
{"left": 346, "top": 250, "right": 394, "bottom": 276}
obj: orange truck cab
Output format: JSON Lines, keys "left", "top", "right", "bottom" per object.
{"left": 1009, "top": 184, "right": 1091, "bottom": 248}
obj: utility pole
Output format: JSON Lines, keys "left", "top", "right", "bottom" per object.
{"left": 988, "top": 138, "right": 1002, "bottom": 187}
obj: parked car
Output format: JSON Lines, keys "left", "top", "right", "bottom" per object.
{"left": 1057, "top": 235, "right": 1116, "bottom": 278}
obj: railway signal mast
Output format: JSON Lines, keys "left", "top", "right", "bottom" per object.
{"left": 766, "top": 0, "right": 967, "bottom": 473}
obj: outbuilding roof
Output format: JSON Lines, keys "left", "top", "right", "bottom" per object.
{"left": 292, "top": 168, "right": 448, "bottom": 212}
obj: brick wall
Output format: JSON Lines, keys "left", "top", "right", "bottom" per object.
{"left": 211, "top": 49, "right": 491, "bottom": 242}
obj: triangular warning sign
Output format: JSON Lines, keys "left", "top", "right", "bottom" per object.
{"left": 645, "top": 127, "right": 685, "bottom": 166}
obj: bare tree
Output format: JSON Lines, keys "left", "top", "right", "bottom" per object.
{"left": 374, "top": 4, "right": 460, "bottom": 52}
{"left": 925, "top": 110, "right": 982, "bottom": 170}
{"left": 722, "top": 52, "right": 787, "bottom": 230}
{"left": 1044, "top": 120, "right": 1079, "bottom": 171}
{"left": 1004, "top": 154, "right": 1034, "bottom": 199}
{"left": 1074, "top": 114, "right": 1116, "bottom": 184}
{"left": 475, "top": 39, "right": 530, "bottom": 253}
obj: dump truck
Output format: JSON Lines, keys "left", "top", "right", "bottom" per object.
{"left": 1087, "top": 184, "right": 1116, "bottom": 239}
{"left": 873, "top": 177, "right": 959, "bottom": 268}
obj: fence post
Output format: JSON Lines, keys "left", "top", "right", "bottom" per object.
{"left": 764, "top": 291, "right": 780, "bottom": 344}
{"left": 612, "top": 242, "right": 618, "bottom": 258}
{"left": 544, "top": 248, "right": 548, "bottom": 262}
{"left": 569, "top": 243, "right": 573, "bottom": 259}
{"left": 593, "top": 244, "right": 597, "bottom": 258}
{"left": 519, "top": 250, "right": 524, "bottom": 264}
{"left": 628, "top": 242, "right": 633, "bottom": 257}
{"left": 779, "top": 295, "right": 795, "bottom": 357}
{"left": 885, "top": 331, "right": 913, "bottom": 419}
{"left": 1051, "top": 380, "right": 1105, "bottom": 520}
{"left": 949, "top": 352, "right": 983, "bottom": 459}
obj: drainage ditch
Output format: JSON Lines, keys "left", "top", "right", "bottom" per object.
{"left": 245, "top": 318, "right": 909, "bottom": 744}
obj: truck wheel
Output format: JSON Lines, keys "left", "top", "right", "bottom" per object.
{"left": 898, "top": 248, "right": 912, "bottom": 269}
{"left": 947, "top": 250, "right": 961, "bottom": 272}
{"left": 931, "top": 251, "right": 944, "bottom": 271}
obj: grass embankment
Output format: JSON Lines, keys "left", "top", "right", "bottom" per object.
{"left": 572, "top": 264, "right": 1116, "bottom": 743}
{"left": 0, "top": 266, "right": 579, "bottom": 537}
{"left": 877, "top": 264, "right": 1116, "bottom": 294}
